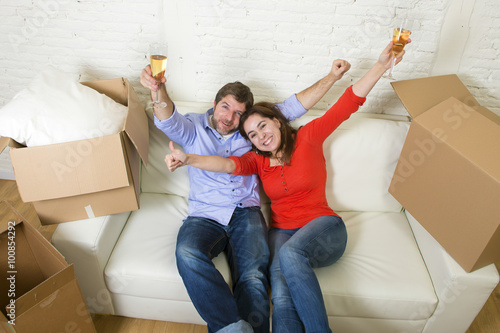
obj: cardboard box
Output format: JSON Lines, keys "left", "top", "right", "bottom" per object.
{"left": 0, "top": 201, "right": 96, "bottom": 332}
{"left": 7, "top": 78, "right": 149, "bottom": 224}
{"left": 389, "top": 74, "right": 500, "bottom": 272}
{"left": 0, "top": 137, "right": 15, "bottom": 181}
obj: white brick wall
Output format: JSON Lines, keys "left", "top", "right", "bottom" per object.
{"left": 0, "top": 0, "right": 498, "bottom": 116}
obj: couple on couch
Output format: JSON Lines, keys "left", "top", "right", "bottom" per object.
{"left": 139, "top": 42, "right": 406, "bottom": 333}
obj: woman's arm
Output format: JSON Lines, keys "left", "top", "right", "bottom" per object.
{"left": 352, "top": 41, "right": 406, "bottom": 97}
{"left": 165, "top": 141, "right": 236, "bottom": 173}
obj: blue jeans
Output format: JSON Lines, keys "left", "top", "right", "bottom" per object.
{"left": 269, "top": 215, "right": 347, "bottom": 333}
{"left": 176, "top": 206, "right": 270, "bottom": 333}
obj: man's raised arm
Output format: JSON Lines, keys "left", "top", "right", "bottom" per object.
{"left": 295, "top": 59, "right": 351, "bottom": 110}
{"left": 140, "top": 65, "right": 175, "bottom": 120}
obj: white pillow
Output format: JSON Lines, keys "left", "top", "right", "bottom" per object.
{"left": 0, "top": 67, "right": 128, "bottom": 147}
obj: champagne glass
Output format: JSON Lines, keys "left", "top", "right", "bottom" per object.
{"left": 149, "top": 42, "right": 168, "bottom": 109}
{"left": 384, "top": 17, "right": 413, "bottom": 80}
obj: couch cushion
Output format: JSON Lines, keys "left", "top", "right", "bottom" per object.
{"left": 318, "top": 211, "right": 437, "bottom": 320}
{"left": 140, "top": 113, "right": 190, "bottom": 197}
{"left": 293, "top": 114, "right": 409, "bottom": 212}
{"left": 106, "top": 195, "right": 436, "bottom": 322}
{"left": 141, "top": 103, "right": 211, "bottom": 196}
{"left": 51, "top": 212, "right": 130, "bottom": 314}
{"left": 104, "top": 192, "right": 231, "bottom": 301}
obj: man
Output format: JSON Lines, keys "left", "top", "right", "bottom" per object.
{"left": 140, "top": 59, "right": 350, "bottom": 332}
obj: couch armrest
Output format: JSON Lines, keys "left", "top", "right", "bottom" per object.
{"left": 405, "top": 210, "right": 499, "bottom": 333}
{"left": 51, "top": 211, "right": 131, "bottom": 314}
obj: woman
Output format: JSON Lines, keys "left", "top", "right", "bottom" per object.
{"left": 166, "top": 42, "right": 406, "bottom": 333}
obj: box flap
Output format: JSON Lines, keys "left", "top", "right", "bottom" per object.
{"left": 0, "top": 208, "right": 45, "bottom": 317}
{"left": 10, "top": 134, "right": 130, "bottom": 202}
{"left": 14, "top": 265, "right": 74, "bottom": 317}
{"left": 0, "top": 201, "right": 24, "bottom": 231}
{"left": 124, "top": 78, "right": 149, "bottom": 165}
{"left": 415, "top": 97, "right": 500, "bottom": 181}
{"left": 473, "top": 106, "right": 500, "bottom": 126}
{"left": 391, "top": 74, "right": 480, "bottom": 118}
{"left": 82, "top": 78, "right": 149, "bottom": 165}
{"left": 81, "top": 78, "right": 128, "bottom": 106}
{"left": 0, "top": 137, "right": 8, "bottom": 154}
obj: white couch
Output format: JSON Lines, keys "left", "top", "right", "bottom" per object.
{"left": 52, "top": 102, "right": 499, "bottom": 333}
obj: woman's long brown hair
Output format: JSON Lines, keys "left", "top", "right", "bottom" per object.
{"left": 239, "top": 102, "right": 297, "bottom": 164}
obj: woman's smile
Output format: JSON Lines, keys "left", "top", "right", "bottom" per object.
{"left": 244, "top": 114, "right": 282, "bottom": 156}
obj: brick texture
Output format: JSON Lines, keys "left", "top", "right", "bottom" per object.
{"left": 0, "top": 0, "right": 498, "bottom": 116}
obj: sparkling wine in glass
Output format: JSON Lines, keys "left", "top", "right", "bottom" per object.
{"left": 150, "top": 43, "right": 168, "bottom": 109}
{"left": 385, "top": 17, "right": 412, "bottom": 80}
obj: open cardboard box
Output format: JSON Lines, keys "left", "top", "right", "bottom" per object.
{"left": 0, "top": 201, "right": 96, "bottom": 332}
{"left": 390, "top": 74, "right": 500, "bottom": 272}
{"left": 7, "top": 78, "right": 148, "bottom": 224}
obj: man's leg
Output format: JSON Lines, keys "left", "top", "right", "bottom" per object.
{"left": 226, "top": 206, "right": 270, "bottom": 333}
{"left": 176, "top": 216, "right": 251, "bottom": 333}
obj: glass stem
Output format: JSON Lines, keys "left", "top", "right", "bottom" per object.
{"left": 387, "top": 56, "right": 396, "bottom": 76}
{"left": 154, "top": 81, "right": 160, "bottom": 104}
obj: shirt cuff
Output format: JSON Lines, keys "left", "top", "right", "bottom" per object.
{"left": 347, "top": 85, "right": 367, "bottom": 106}
{"left": 227, "top": 156, "right": 242, "bottom": 175}
{"left": 153, "top": 102, "right": 178, "bottom": 130}
{"left": 277, "top": 93, "right": 308, "bottom": 121}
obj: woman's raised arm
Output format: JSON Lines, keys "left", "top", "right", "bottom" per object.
{"left": 352, "top": 41, "right": 407, "bottom": 98}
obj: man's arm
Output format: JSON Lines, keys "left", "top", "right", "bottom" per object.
{"left": 295, "top": 59, "right": 351, "bottom": 110}
{"left": 140, "top": 65, "right": 174, "bottom": 120}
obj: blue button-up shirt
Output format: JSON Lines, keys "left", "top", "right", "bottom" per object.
{"left": 155, "top": 94, "right": 307, "bottom": 226}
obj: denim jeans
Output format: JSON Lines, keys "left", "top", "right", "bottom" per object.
{"left": 269, "top": 215, "right": 347, "bottom": 333}
{"left": 176, "top": 206, "right": 270, "bottom": 333}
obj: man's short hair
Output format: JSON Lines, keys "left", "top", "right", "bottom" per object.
{"left": 215, "top": 81, "right": 254, "bottom": 112}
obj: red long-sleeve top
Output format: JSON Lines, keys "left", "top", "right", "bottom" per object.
{"left": 229, "top": 86, "right": 366, "bottom": 229}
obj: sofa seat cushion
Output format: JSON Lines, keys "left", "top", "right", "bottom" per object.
{"left": 51, "top": 211, "right": 131, "bottom": 314}
{"left": 318, "top": 211, "right": 437, "bottom": 320}
{"left": 104, "top": 192, "right": 231, "bottom": 301}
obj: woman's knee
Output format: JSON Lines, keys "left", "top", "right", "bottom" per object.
{"left": 278, "top": 241, "right": 305, "bottom": 269}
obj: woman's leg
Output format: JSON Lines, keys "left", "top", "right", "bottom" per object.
{"left": 269, "top": 227, "right": 305, "bottom": 333}
{"left": 279, "top": 215, "right": 347, "bottom": 333}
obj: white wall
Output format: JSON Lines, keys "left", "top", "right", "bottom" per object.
{"left": 0, "top": 0, "right": 498, "bottom": 116}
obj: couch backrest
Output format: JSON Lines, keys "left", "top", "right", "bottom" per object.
{"left": 291, "top": 113, "right": 409, "bottom": 212}
{"left": 141, "top": 102, "right": 410, "bottom": 213}
{"left": 140, "top": 102, "right": 212, "bottom": 198}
